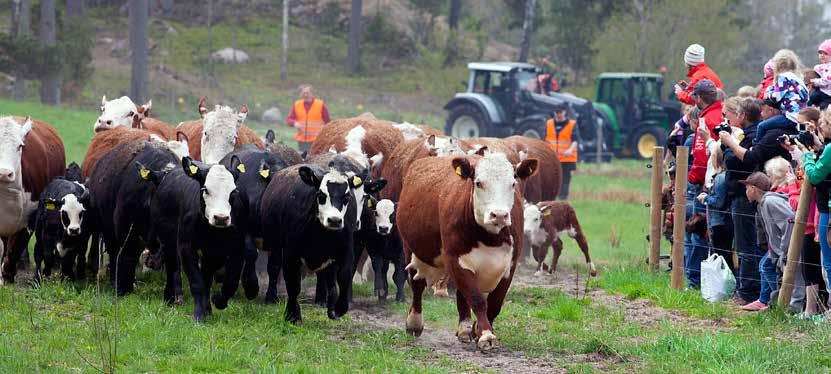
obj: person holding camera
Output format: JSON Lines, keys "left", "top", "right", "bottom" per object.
{"left": 675, "top": 44, "right": 723, "bottom": 106}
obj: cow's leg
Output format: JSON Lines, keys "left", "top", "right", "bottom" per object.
{"left": 33, "top": 239, "right": 45, "bottom": 280}
{"left": 314, "top": 273, "right": 328, "bottom": 307}
{"left": 571, "top": 226, "right": 597, "bottom": 276}
{"left": 455, "top": 289, "right": 475, "bottom": 344}
{"left": 87, "top": 233, "right": 100, "bottom": 278}
{"left": 447, "top": 254, "right": 498, "bottom": 352}
{"left": 60, "top": 249, "right": 76, "bottom": 281}
{"left": 405, "top": 251, "right": 426, "bottom": 337}
{"left": 200, "top": 258, "right": 216, "bottom": 317}
{"left": 0, "top": 238, "right": 5, "bottom": 285}
{"left": 392, "top": 252, "right": 407, "bottom": 302}
{"left": 264, "top": 249, "right": 282, "bottom": 304}
{"left": 241, "top": 236, "right": 259, "bottom": 300}
{"left": 334, "top": 242, "right": 355, "bottom": 318}
{"left": 213, "top": 243, "right": 244, "bottom": 310}
{"left": 486, "top": 274, "right": 513, "bottom": 326}
{"left": 2, "top": 230, "right": 31, "bottom": 283}
{"left": 179, "top": 240, "right": 209, "bottom": 322}
{"left": 161, "top": 240, "right": 181, "bottom": 305}
{"left": 532, "top": 245, "right": 547, "bottom": 275}
{"left": 549, "top": 238, "right": 564, "bottom": 275}
{"left": 283, "top": 256, "right": 303, "bottom": 323}
{"left": 74, "top": 235, "right": 88, "bottom": 281}
{"left": 318, "top": 267, "right": 339, "bottom": 320}
{"left": 371, "top": 254, "right": 387, "bottom": 301}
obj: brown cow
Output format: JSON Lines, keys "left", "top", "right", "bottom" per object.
{"left": 379, "top": 134, "right": 465, "bottom": 202}
{"left": 177, "top": 98, "right": 264, "bottom": 163}
{"left": 461, "top": 137, "right": 521, "bottom": 165}
{"left": 81, "top": 128, "right": 190, "bottom": 180}
{"left": 503, "top": 136, "right": 562, "bottom": 203}
{"left": 309, "top": 114, "right": 404, "bottom": 177}
{"left": 391, "top": 122, "right": 445, "bottom": 141}
{"left": 0, "top": 116, "right": 66, "bottom": 283}
{"left": 95, "top": 96, "right": 176, "bottom": 139}
{"left": 397, "top": 151, "right": 538, "bottom": 351}
{"left": 523, "top": 201, "right": 596, "bottom": 277}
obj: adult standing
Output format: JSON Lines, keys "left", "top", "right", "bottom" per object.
{"left": 545, "top": 102, "right": 579, "bottom": 199}
{"left": 800, "top": 107, "right": 831, "bottom": 307}
{"left": 285, "top": 85, "right": 331, "bottom": 152}
{"left": 674, "top": 44, "right": 723, "bottom": 106}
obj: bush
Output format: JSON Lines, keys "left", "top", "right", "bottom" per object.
{"left": 365, "top": 13, "right": 416, "bottom": 61}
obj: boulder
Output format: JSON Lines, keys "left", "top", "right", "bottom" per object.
{"left": 261, "top": 107, "right": 283, "bottom": 123}
{"left": 210, "top": 48, "right": 250, "bottom": 64}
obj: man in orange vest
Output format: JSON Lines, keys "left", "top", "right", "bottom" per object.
{"left": 285, "top": 84, "right": 331, "bottom": 152}
{"left": 545, "top": 103, "right": 580, "bottom": 199}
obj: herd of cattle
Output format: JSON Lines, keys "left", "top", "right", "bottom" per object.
{"left": 0, "top": 96, "right": 595, "bottom": 352}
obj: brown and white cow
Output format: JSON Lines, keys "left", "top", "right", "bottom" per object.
{"left": 392, "top": 122, "right": 445, "bottom": 141}
{"left": 461, "top": 137, "right": 522, "bottom": 165}
{"left": 523, "top": 201, "right": 596, "bottom": 277}
{"left": 379, "top": 134, "right": 465, "bottom": 202}
{"left": 177, "top": 98, "right": 264, "bottom": 163}
{"left": 82, "top": 128, "right": 190, "bottom": 180}
{"left": 0, "top": 116, "right": 66, "bottom": 283}
{"left": 309, "top": 114, "right": 404, "bottom": 176}
{"left": 95, "top": 95, "right": 177, "bottom": 139}
{"left": 397, "top": 151, "right": 538, "bottom": 351}
{"left": 503, "top": 136, "right": 562, "bottom": 203}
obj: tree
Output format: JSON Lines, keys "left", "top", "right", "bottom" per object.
{"left": 517, "top": 0, "right": 535, "bottom": 62}
{"left": 281, "top": 0, "right": 288, "bottom": 81}
{"left": 443, "top": 0, "right": 462, "bottom": 66}
{"left": 39, "top": 0, "right": 59, "bottom": 105}
{"left": 10, "top": 0, "right": 30, "bottom": 101}
{"left": 130, "top": 0, "right": 149, "bottom": 103}
{"left": 67, "top": 0, "right": 84, "bottom": 18}
{"left": 346, "top": 0, "right": 362, "bottom": 73}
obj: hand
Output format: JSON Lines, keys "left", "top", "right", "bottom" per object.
{"left": 696, "top": 192, "right": 707, "bottom": 203}
{"left": 793, "top": 139, "right": 809, "bottom": 153}
{"left": 719, "top": 131, "right": 736, "bottom": 148}
{"left": 563, "top": 149, "right": 574, "bottom": 157}
{"left": 674, "top": 85, "right": 684, "bottom": 96}
{"left": 696, "top": 122, "right": 711, "bottom": 142}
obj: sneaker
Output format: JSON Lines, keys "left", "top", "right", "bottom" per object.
{"left": 732, "top": 296, "right": 748, "bottom": 306}
{"left": 741, "top": 300, "right": 769, "bottom": 311}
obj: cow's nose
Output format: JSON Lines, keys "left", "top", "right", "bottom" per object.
{"left": 378, "top": 226, "right": 390, "bottom": 235}
{"left": 327, "top": 216, "right": 343, "bottom": 227}
{"left": 488, "top": 211, "right": 510, "bottom": 224}
{"left": 0, "top": 169, "right": 14, "bottom": 182}
{"left": 213, "top": 214, "right": 230, "bottom": 227}
{"left": 67, "top": 227, "right": 81, "bottom": 236}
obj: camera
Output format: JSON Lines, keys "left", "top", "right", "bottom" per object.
{"left": 778, "top": 131, "right": 814, "bottom": 147}
{"left": 712, "top": 122, "right": 731, "bottom": 137}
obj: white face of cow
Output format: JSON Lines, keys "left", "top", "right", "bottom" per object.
{"left": 0, "top": 117, "right": 32, "bottom": 185}
{"left": 95, "top": 96, "right": 137, "bottom": 132}
{"left": 469, "top": 153, "right": 517, "bottom": 234}
{"left": 201, "top": 105, "right": 248, "bottom": 164}
{"left": 374, "top": 199, "right": 395, "bottom": 235}
{"left": 203, "top": 165, "right": 237, "bottom": 227}
{"left": 166, "top": 139, "right": 190, "bottom": 161}
{"left": 523, "top": 204, "right": 543, "bottom": 237}
{"left": 60, "top": 194, "right": 85, "bottom": 237}
{"left": 316, "top": 170, "right": 351, "bottom": 231}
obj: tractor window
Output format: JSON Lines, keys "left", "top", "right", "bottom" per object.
{"left": 472, "top": 71, "right": 490, "bottom": 94}
{"left": 472, "top": 71, "right": 510, "bottom": 95}
{"left": 638, "top": 79, "right": 662, "bottom": 104}
{"left": 515, "top": 70, "right": 538, "bottom": 92}
{"left": 598, "top": 79, "right": 628, "bottom": 104}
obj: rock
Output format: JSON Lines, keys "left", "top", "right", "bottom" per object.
{"left": 210, "top": 48, "right": 250, "bottom": 64}
{"left": 261, "top": 107, "right": 283, "bottom": 123}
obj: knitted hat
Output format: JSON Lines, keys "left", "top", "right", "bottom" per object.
{"left": 763, "top": 59, "right": 775, "bottom": 78}
{"left": 684, "top": 44, "right": 705, "bottom": 66}
{"left": 819, "top": 39, "right": 831, "bottom": 55}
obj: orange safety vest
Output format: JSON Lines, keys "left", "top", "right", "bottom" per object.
{"left": 294, "top": 99, "right": 325, "bottom": 142}
{"left": 545, "top": 119, "right": 578, "bottom": 163}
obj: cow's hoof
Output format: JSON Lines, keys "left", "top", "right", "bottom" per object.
{"left": 534, "top": 270, "right": 545, "bottom": 277}
{"left": 174, "top": 295, "right": 184, "bottom": 306}
{"left": 456, "top": 321, "right": 474, "bottom": 343}
{"left": 376, "top": 288, "right": 388, "bottom": 301}
{"left": 243, "top": 281, "right": 259, "bottom": 300}
{"left": 192, "top": 311, "right": 207, "bottom": 323}
{"left": 477, "top": 330, "right": 500, "bottom": 352}
{"left": 406, "top": 311, "right": 424, "bottom": 337}
{"left": 433, "top": 287, "right": 449, "bottom": 298}
{"left": 285, "top": 314, "right": 302, "bottom": 325}
{"left": 395, "top": 292, "right": 406, "bottom": 303}
{"left": 589, "top": 262, "right": 598, "bottom": 277}
{"left": 212, "top": 294, "right": 228, "bottom": 310}
{"left": 327, "top": 309, "right": 340, "bottom": 320}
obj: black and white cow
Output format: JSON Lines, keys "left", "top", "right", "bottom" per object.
{"left": 148, "top": 156, "right": 245, "bottom": 322}
{"left": 31, "top": 175, "right": 90, "bottom": 280}
{"left": 357, "top": 196, "right": 406, "bottom": 302}
{"left": 260, "top": 162, "right": 361, "bottom": 323}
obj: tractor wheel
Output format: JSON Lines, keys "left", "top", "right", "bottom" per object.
{"left": 630, "top": 126, "right": 667, "bottom": 159}
{"left": 446, "top": 105, "right": 490, "bottom": 139}
{"left": 516, "top": 121, "right": 545, "bottom": 139}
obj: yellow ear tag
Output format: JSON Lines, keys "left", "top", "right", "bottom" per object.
{"left": 260, "top": 169, "right": 270, "bottom": 179}
{"left": 139, "top": 167, "right": 150, "bottom": 181}
{"left": 236, "top": 163, "right": 246, "bottom": 173}
{"left": 455, "top": 166, "right": 462, "bottom": 176}
{"left": 353, "top": 176, "right": 362, "bottom": 187}
{"left": 367, "top": 199, "right": 372, "bottom": 208}
{"left": 543, "top": 210, "right": 552, "bottom": 216}
{"left": 45, "top": 202, "right": 56, "bottom": 211}
{"left": 189, "top": 165, "right": 198, "bottom": 175}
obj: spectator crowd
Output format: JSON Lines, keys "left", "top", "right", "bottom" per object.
{"left": 663, "top": 40, "right": 831, "bottom": 318}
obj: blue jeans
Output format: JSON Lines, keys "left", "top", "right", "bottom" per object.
{"left": 732, "top": 195, "right": 764, "bottom": 301}
{"left": 684, "top": 184, "right": 709, "bottom": 289}
{"left": 819, "top": 212, "right": 831, "bottom": 282}
{"left": 758, "top": 252, "right": 779, "bottom": 305}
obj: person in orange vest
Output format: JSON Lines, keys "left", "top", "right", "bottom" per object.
{"left": 545, "top": 103, "right": 580, "bottom": 199}
{"left": 285, "top": 84, "right": 331, "bottom": 152}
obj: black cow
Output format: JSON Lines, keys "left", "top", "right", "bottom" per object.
{"left": 86, "top": 140, "right": 179, "bottom": 295}
{"left": 31, "top": 176, "right": 90, "bottom": 280}
{"left": 147, "top": 156, "right": 245, "bottom": 322}
{"left": 357, "top": 196, "right": 406, "bottom": 302}
{"left": 260, "top": 162, "right": 361, "bottom": 323}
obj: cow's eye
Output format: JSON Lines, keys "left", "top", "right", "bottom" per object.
{"left": 126, "top": 111, "right": 134, "bottom": 117}
{"left": 475, "top": 181, "right": 484, "bottom": 189}
{"left": 201, "top": 187, "right": 209, "bottom": 196}
{"left": 317, "top": 192, "right": 327, "bottom": 205}
{"left": 18, "top": 144, "right": 23, "bottom": 151}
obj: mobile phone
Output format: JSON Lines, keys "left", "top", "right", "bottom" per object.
{"left": 679, "top": 81, "right": 689, "bottom": 89}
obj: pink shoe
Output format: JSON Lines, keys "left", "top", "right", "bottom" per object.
{"left": 741, "top": 300, "right": 769, "bottom": 311}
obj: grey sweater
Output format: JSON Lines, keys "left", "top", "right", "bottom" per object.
{"left": 757, "top": 192, "right": 795, "bottom": 262}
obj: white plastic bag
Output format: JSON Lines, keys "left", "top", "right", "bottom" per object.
{"left": 701, "top": 253, "right": 736, "bottom": 302}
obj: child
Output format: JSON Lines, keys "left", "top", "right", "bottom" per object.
{"left": 755, "top": 50, "right": 810, "bottom": 144}
{"left": 696, "top": 145, "right": 735, "bottom": 275}
{"left": 809, "top": 39, "right": 831, "bottom": 109}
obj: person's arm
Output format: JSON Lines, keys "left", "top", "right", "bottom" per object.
{"left": 720, "top": 132, "right": 747, "bottom": 161}
{"left": 285, "top": 105, "right": 297, "bottom": 127}
{"left": 566, "top": 123, "right": 581, "bottom": 155}
{"left": 321, "top": 104, "right": 331, "bottom": 124}
{"left": 802, "top": 146, "right": 831, "bottom": 185}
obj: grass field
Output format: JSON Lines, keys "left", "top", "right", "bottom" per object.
{"left": 1, "top": 102, "right": 830, "bottom": 372}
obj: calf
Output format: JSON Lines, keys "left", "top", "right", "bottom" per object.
{"left": 397, "top": 152, "right": 538, "bottom": 352}
{"left": 523, "top": 201, "right": 596, "bottom": 277}
{"left": 31, "top": 176, "right": 90, "bottom": 280}
{"left": 260, "top": 163, "right": 361, "bottom": 323}
{"left": 358, "top": 196, "right": 406, "bottom": 302}
{"left": 148, "top": 156, "right": 245, "bottom": 321}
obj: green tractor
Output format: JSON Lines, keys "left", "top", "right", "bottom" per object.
{"left": 593, "top": 73, "right": 681, "bottom": 159}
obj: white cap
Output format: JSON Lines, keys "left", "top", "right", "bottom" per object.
{"left": 684, "top": 44, "right": 705, "bottom": 66}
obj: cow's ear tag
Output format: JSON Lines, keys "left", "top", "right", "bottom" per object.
{"left": 260, "top": 169, "right": 270, "bottom": 179}
{"left": 189, "top": 165, "right": 199, "bottom": 175}
{"left": 352, "top": 176, "right": 362, "bottom": 187}
{"left": 139, "top": 167, "right": 151, "bottom": 181}
{"left": 367, "top": 199, "right": 372, "bottom": 208}
{"left": 455, "top": 166, "right": 462, "bottom": 176}
{"left": 236, "top": 163, "right": 246, "bottom": 173}
{"left": 45, "top": 202, "right": 56, "bottom": 211}
{"left": 543, "top": 210, "right": 552, "bottom": 216}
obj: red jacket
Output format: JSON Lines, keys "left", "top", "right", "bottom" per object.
{"left": 758, "top": 76, "right": 773, "bottom": 99}
{"left": 677, "top": 63, "right": 724, "bottom": 105}
{"left": 688, "top": 100, "right": 723, "bottom": 185}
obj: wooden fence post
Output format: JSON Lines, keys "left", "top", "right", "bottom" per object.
{"left": 778, "top": 178, "right": 812, "bottom": 306}
{"left": 671, "top": 147, "right": 688, "bottom": 289}
{"left": 649, "top": 147, "right": 665, "bottom": 271}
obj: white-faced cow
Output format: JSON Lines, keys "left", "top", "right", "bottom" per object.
{"left": 397, "top": 152, "right": 538, "bottom": 352}
{"left": 357, "top": 196, "right": 406, "bottom": 302}
{"left": 31, "top": 176, "right": 90, "bottom": 280}
{"left": 147, "top": 156, "right": 245, "bottom": 321}
{"left": 95, "top": 95, "right": 176, "bottom": 139}
{"left": 260, "top": 161, "right": 363, "bottom": 323}
{"left": 176, "top": 98, "right": 264, "bottom": 163}
{"left": 379, "top": 134, "right": 465, "bottom": 202}
{"left": 523, "top": 201, "right": 596, "bottom": 277}
{"left": 0, "top": 116, "right": 66, "bottom": 284}
{"left": 86, "top": 140, "right": 179, "bottom": 294}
